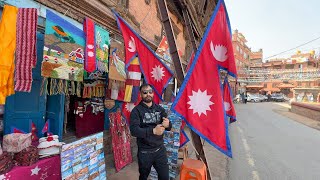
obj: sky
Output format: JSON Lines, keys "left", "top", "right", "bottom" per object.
{"left": 224, "top": 0, "right": 320, "bottom": 60}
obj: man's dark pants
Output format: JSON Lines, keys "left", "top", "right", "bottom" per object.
{"left": 138, "top": 146, "right": 169, "bottom": 180}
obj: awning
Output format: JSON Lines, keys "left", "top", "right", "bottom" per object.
{"left": 246, "top": 85, "right": 264, "bottom": 88}
{"left": 278, "top": 84, "right": 295, "bottom": 88}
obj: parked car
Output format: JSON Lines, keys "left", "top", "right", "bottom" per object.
{"left": 256, "top": 94, "right": 267, "bottom": 102}
{"left": 233, "top": 94, "right": 242, "bottom": 103}
{"left": 271, "top": 94, "right": 285, "bottom": 102}
{"left": 247, "top": 94, "right": 261, "bottom": 102}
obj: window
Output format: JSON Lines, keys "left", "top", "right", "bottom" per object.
{"left": 236, "top": 45, "right": 240, "bottom": 52}
{"left": 272, "top": 83, "right": 278, "bottom": 88}
{"left": 264, "top": 83, "right": 267, "bottom": 88}
{"left": 240, "top": 49, "right": 243, "bottom": 55}
{"left": 285, "top": 64, "right": 294, "bottom": 69}
{"left": 298, "top": 82, "right": 302, "bottom": 86}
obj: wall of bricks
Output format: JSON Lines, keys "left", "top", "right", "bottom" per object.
{"left": 291, "top": 103, "right": 320, "bottom": 121}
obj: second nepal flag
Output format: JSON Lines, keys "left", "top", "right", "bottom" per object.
{"left": 171, "top": 0, "right": 235, "bottom": 157}
{"left": 223, "top": 78, "right": 236, "bottom": 123}
{"left": 114, "top": 11, "right": 173, "bottom": 98}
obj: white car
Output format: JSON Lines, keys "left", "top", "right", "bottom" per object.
{"left": 247, "top": 94, "right": 261, "bottom": 102}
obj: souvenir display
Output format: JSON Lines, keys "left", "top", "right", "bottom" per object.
{"left": 82, "top": 80, "right": 106, "bottom": 98}
{"left": 109, "top": 108, "right": 132, "bottom": 171}
{"left": 60, "top": 132, "right": 106, "bottom": 180}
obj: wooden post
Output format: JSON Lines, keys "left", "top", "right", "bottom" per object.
{"left": 157, "top": 0, "right": 211, "bottom": 179}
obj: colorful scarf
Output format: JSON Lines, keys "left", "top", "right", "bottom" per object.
{"left": 0, "top": 5, "right": 18, "bottom": 104}
{"left": 14, "top": 8, "right": 38, "bottom": 92}
{"left": 84, "top": 17, "right": 96, "bottom": 73}
{"left": 95, "top": 25, "right": 110, "bottom": 72}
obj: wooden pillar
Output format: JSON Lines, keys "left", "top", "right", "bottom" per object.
{"left": 157, "top": 0, "right": 212, "bottom": 179}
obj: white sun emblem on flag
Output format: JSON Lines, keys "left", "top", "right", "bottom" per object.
{"left": 188, "top": 89, "right": 214, "bottom": 116}
{"left": 151, "top": 65, "right": 165, "bottom": 82}
{"left": 125, "top": 103, "right": 135, "bottom": 112}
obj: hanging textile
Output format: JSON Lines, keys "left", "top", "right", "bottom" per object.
{"left": 84, "top": 17, "right": 96, "bottom": 73}
{"left": 95, "top": 25, "right": 110, "bottom": 73}
{"left": 82, "top": 80, "right": 105, "bottom": 98}
{"left": 15, "top": 8, "right": 38, "bottom": 92}
{"left": 41, "top": 10, "right": 84, "bottom": 95}
{"left": 109, "top": 109, "right": 132, "bottom": 172}
{"left": 107, "top": 56, "right": 142, "bottom": 102}
{"left": 0, "top": 5, "right": 18, "bottom": 104}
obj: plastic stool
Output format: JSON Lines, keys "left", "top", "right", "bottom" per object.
{"left": 180, "top": 159, "right": 207, "bottom": 180}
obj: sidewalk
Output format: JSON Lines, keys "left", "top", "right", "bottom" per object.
{"left": 273, "top": 103, "right": 320, "bottom": 131}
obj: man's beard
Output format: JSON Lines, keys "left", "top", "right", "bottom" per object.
{"left": 142, "top": 95, "right": 153, "bottom": 103}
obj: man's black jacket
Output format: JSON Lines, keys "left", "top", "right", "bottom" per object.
{"left": 130, "top": 101, "right": 172, "bottom": 150}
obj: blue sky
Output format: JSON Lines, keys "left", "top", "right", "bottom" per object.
{"left": 224, "top": 0, "right": 320, "bottom": 60}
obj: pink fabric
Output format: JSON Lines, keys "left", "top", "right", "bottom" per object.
{"left": 14, "top": 8, "right": 38, "bottom": 92}
{"left": 2, "top": 155, "right": 61, "bottom": 180}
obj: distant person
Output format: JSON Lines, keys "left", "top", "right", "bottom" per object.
{"left": 241, "top": 93, "right": 245, "bottom": 104}
{"left": 267, "top": 93, "right": 271, "bottom": 102}
{"left": 244, "top": 93, "right": 248, "bottom": 104}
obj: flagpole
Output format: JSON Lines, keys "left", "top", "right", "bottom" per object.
{"left": 157, "top": 0, "right": 212, "bottom": 179}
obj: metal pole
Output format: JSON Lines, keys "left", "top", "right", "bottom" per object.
{"left": 157, "top": 0, "right": 211, "bottom": 179}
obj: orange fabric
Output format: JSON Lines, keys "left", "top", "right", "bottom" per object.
{"left": 180, "top": 159, "right": 207, "bottom": 180}
{"left": 0, "top": 5, "right": 18, "bottom": 104}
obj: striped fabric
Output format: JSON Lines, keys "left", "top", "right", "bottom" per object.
{"left": 109, "top": 57, "right": 141, "bottom": 102}
{"left": 14, "top": 8, "right": 37, "bottom": 92}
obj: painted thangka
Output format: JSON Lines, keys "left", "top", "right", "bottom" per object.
{"left": 95, "top": 25, "right": 110, "bottom": 73}
{"left": 150, "top": 103, "right": 182, "bottom": 180}
{"left": 42, "top": 10, "right": 84, "bottom": 82}
{"left": 61, "top": 132, "right": 106, "bottom": 180}
{"left": 107, "top": 39, "right": 127, "bottom": 101}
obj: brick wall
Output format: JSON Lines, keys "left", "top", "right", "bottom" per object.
{"left": 291, "top": 103, "right": 320, "bottom": 121}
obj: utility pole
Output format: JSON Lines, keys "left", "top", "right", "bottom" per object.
{"left": 157, "top": 0, "right": 211, "bottom": 179}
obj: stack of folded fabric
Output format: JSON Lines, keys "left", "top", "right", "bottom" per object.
{"left": 37, "top": 135, "right": 63, "bottom": 158}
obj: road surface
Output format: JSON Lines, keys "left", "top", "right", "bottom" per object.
{"left": 228, "top": 102, "right": 320, "bottom": 180}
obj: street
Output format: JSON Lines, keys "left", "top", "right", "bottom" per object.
{"left": 228, "top": 102, "right": 320, "bottom": 180}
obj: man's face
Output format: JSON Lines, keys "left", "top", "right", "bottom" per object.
{"left": 141, "top": 86, "right": 154, "bottom": 103}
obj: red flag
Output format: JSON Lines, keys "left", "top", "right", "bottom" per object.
{"left": 42, "top": 120, "right": 49, "bottom": 134}
{"left": 208, "top": 0, "right": 237, "bottom": 77}
{"left": 114, "top": 12, "right": 173, "bottom": 97}
{"left": 179, "top": 121, "right": 189, "bottom": 148}
{"left": 171, "top": 0, "right": 235, "bottom": 157}
{"left": 223, "top": 78, "right": 236, "bottom": 123}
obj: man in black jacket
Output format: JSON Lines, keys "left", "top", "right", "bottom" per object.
{"left": 130, "top": 83, "right": 172, "bottom": 180}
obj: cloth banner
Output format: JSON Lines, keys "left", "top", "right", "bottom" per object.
{"left": 95, "top": 25, "right": 110, "bottom": 73}
{"left": 84, "top": 17, "right": 96, "bottom": 73}
{"left": 41, "top": 9, "right": 85, "bottom": 82}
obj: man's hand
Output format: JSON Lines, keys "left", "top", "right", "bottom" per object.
{"left": 153, "top": 124, "right": 165, "bottom": 135}
{"left": 162, "top": 117, "right": 170, "bottom": 128}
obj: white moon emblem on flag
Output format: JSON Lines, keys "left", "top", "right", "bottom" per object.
{"left": 127, "top": 36, "right": 136, "bottom": 52}
{"left": 210, "top": 42, "right": 228, "bottom": 62}
{"left": 188, "top": 89, "right": 214, "bottom": 116}
{"left": 151, "top": 65, "right": 165, "bottom": 82}
{"left": 224, "top": 101, "right": 231, "bottom": 111}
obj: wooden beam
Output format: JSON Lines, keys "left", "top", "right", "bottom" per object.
{"left": 158, "top": 0, "right": 212, "bottom": 179}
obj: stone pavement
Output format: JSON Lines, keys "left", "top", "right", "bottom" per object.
{"left": 106, "top": 128, "right": 229, "bottom": 180}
